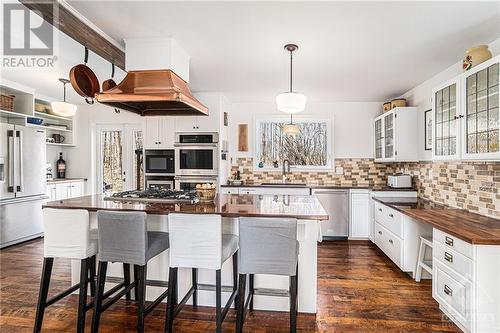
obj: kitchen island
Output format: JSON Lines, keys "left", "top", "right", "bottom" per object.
{"left": 43, "top": 194, "right": 328, "bottom": 313}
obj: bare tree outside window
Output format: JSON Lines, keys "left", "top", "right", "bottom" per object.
{"left": 101, "top": 131, "right": 123, "bottom": 193}
{"left": 258, "top": 120, "right": 329, "bottom": 167}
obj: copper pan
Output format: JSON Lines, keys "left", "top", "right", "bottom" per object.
{"left": 102, "top": 63, "right": 117, "bottom": 91}
{"left": 69, "top": 47, "right": 100, "bottom": 104}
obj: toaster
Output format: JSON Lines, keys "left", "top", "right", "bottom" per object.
{"left": 387, "top": 174, "right": 412, "bottom": 188}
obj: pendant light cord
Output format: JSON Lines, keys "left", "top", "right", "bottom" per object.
{"left": 289, "top": 49, "right": 293, "bottom": 92}
{"left": 63, "top": 82, "right": 66, "bottom": 102}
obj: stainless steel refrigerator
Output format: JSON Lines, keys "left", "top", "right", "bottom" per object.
{"left": 0, "top": 121, "right": 46, "bottom": 248}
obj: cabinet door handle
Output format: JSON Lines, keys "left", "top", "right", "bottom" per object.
{"left": 378, "top": 231, "right": 382, "bottom": 235}
{"left": 378, "top": 208, "right": 382, "bottom": 212}
{"left": 389, "top": 213, "right": 394, "bottom": 218}
{"left": 444, "top": 284, "right": 453, "bottom": 297}
{"left": 388, "top": 239, "right": 393, "bottom": 244}
{"left": 444, "top": 252, "right": 453, "bottom": 263}
{"left": 445, "top": 236, "right": 454, "bottom": 247}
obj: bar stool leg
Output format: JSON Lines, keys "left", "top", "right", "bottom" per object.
{"left": 215, "top": 269, "right": 222, "bottom": 333}
{"left": 77, "top": 258, "right": 89, "bottom": 333}
{"left": 232, "top": 252, "right": 238, "bottom": 296}
{"left": 89, "top": 255, "right": 96, "bottom": 297}
{"left": 123, "top": 263, "right": 131, "bottom": 301}
{"left": 165, "top": 267, "right": 177, "bottom": 333}
{"left": 236, "top": 274, "right": 246, "bottom": 333}
{"left": 133, "top": 265, "right": 139, "bottom": 301}
{"left": 191, "top": 268, "right": 198, "bottom": 307}
{"left": 136, "top": 265, "right": 147, "bottom": 333}
{"left": 91, "top": 261, "right": 108, "bottom": 333}
{"left": 33, "top": 257, "right": 54, "bottom": 333}
{"left": 249, "top": 274, "right": 254, "bottom": 312}
{"left": 289, "top": 266, "right": 298, "bottom": 333}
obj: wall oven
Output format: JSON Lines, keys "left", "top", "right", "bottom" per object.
{"left": 145, "top": 149, "right": 175, "bottom": 175}
{"left": 175, "top": 176, "right": 218, "bottom": 192}
{"left": 174, "top": 132, "right": 218, "bottom": 176}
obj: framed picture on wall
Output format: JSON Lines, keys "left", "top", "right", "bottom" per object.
{"left": 424, "top": 109, "right": 432, "bottom": 150}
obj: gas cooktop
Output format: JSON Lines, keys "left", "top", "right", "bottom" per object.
{"left": 104, "top": 189, "right": 199, "bottom": 204}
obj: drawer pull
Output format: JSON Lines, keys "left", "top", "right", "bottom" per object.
{"left": 378, "top": 231, "right": 382, "bottom": 235}
{"left": 389, "top": 213, "right": 394, "bottom": 218}
{"left": 444, "top": 252, "right": 453, "bottom": 263}
{"left": 444, "top": 284, "right": 453, "bottom": 297}
{"left": 388, "top": 239, "right": 393, "bottom": 244}
{"left": 378, "top": 208, "right": 382, "bottom": 212}
{"left": 445, "top": 236, "right": 454, "bottom": 247}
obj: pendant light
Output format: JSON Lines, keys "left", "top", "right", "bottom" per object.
{"left": 51, "top": 78, "right": 77, "bottom": 117}
{"left": 283, "top": 113, "right": 300, "bottom": 136}
{"left": 276, "top": 44, "right": 307, "bottom": 114}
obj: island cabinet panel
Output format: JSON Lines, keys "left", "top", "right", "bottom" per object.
{"left": 221, "top": 186, "right": 310, "bottom": 196}
{"left": 432, "top": 229, "right": 500, "bottom": 333}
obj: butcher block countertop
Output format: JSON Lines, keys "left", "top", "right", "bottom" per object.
{"left": 373, "top": 197, "right": 500, "bottom": 245}
{"left": 43, "top": 194, "right": 329, "bottom": 221}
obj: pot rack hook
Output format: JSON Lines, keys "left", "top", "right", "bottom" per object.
{"left": 85, "top": 97, "right": 94, "bottom": 105}
{"left": 84, "top": 46, "right": 89, "bottom": 65}
{"left": 111, "top": 63, "right": 115, "bottom": 78}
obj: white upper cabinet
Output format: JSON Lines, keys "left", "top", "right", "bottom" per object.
{"left": 144, "top": 117, "right": 176, "bottom": 148}
{"left": 432, "top": 77, "right": 461, "bottom": 160}
{"left": 374, "top": 107, "right": 418, "bottom": 162}
{"left": 432, "top": 55, "right": 499, "bottom": 161}
{"left": 462, "top": 56, "right": 499, "bottom": 160}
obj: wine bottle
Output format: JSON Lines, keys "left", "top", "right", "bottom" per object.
{"left": 56, "top": 152, "right": 66, "bottom": 179}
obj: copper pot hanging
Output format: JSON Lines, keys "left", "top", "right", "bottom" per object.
{"left": 102, "top": 63, "right": 117, "bottom": 91}
{"left": 69, "top": 47, "right": 100, "bottom": 104}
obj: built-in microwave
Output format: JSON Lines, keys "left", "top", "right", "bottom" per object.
{"left": 174, "top": 132, "right": 218, "bottom": 176}
{"left": 145, "top": 149, "right": 175, "bottom": 175}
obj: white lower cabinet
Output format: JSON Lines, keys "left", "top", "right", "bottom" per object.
{"left": 46, "top": 180, "right": 85, "bottom": 201}
{"left": 349, "top": 190, "right": 370, "bottom": 239}
{"left": 432, "top": 229, "right": 500, "bottom": 333}
{"left": 373, "top": 201, "right": 432, "bottom": 275}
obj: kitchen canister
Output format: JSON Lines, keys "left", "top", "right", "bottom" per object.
{"left": 463, "top": 45, "right": 492, "bottom": 71}
{"left": 391, "top": 98, "right": 406, "bottom": 109}
{"left": 383, "top": 102, "right": 392, "bottom": 112}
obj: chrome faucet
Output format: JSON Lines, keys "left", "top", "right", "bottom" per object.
{"left": 282, "top": 159, "right": 291, "bottom": 183}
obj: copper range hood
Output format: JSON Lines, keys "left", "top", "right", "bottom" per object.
{"left": 95, "top": 69, "right": 208, "bottom": 116}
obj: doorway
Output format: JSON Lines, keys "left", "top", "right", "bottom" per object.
{"left": 96, "top": 124, "right": 143, "bottom": 194}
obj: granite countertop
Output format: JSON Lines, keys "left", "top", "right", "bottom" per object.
{"left": 43, "top": 194, "right": 329, "bottom": 221}
{"left": 372, "top": 197, "right": 500, "bottom": 245}
{"left": 47, "top": 178, "right": 87, "bottom": 184}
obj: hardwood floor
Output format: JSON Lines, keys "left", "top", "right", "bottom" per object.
{"left": 0, "top": 238, "right": 460, "bottom": 332}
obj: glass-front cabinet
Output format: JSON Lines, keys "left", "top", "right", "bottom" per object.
{"left": 374, "top": 118, "right": 383, "bottom": 159}
{"left": 463, "top": 58, "right": 499, "bottom": 160}
{"left": 384, "top": 113, "right": 394, "bottom": 159}
{"left": 432, "top": 79, "right": 461, "bottom": 160}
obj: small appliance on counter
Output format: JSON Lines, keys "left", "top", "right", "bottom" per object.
{"left": 387, "top": 174, "right": 412, "bottom": 188}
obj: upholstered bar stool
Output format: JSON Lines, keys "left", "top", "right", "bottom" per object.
{"left": 34, "top": 208, "right": 98, "bottom": 333}
{"left": 236, "top": 217, "right": 299, "bottom": 333}
{"left": 91, "top": 211, "right": 170, "bottom": 333}
{"left": 165, "top": 213, "right": 239, "bottom": 333}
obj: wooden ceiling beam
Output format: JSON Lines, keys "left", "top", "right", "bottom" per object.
{"left": 19, "top": 0, "right": 126, "bottom": 70}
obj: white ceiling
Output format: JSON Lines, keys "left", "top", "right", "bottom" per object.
{"left": 3, "top": 1, "right": 500, "bottom": 104}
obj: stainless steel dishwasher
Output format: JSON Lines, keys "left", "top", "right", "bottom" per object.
{"left": 312, "top": 189, "right": 349, "bottom": 239}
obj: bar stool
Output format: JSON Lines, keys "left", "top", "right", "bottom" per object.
{"left": 415, "top": 235, "right": 433, "bottom": 282}
{"left": 91, "top": 210, "right": 170, "bottom": 333}
{"left": 236, "top": 217, "right": 299, "bottom": 333}
{"left": 165, "top": 213, "right": 239, "bottom": 333}
{"left": 34, "top": 208, "right": 97, "bottom": 333}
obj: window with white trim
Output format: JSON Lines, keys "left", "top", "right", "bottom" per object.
{"left": 255, "top": 118, "right": 332, "bottom": 169}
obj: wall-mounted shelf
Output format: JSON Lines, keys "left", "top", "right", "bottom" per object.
{"left": 0, "top": 109, "right": 28, "bottom": 119}
{"left": 34, "top": 111, "right": 72, "bottom": 121}
{"left": 27, "top": 123, "right": 73, "bottom": 132}
{"left": 46, "top": 142, "right": 76, "bottom": 147}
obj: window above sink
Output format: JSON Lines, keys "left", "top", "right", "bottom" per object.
{"left": 254, "top": 116, "right": 333, "bottom": 170}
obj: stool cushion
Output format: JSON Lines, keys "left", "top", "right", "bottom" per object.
{"left": 222, "top": 234, "right": 239, "bottom": 263}
{"left": 238, "top": 217, "right": 298, "bottom": 276}
{"left": 43, "top": 208, "right": 97, "bottom": 259}
{"left": 146, "top": 231, "right": 170, "bottom": 262}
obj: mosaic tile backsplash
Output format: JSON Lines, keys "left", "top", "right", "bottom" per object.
{"left": 230, "top": 158, "right": 500, "bottom": 218}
